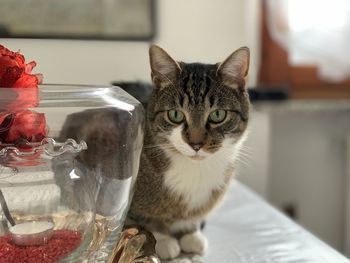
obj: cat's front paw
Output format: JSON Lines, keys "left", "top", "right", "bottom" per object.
{"left": 179, "top": 231, "right": 208, "bottom": 254}
{"left": 154, "top": 232, "right": 181, "bottom": 259}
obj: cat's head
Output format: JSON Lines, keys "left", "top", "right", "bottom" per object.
{"left": 147, "top": 45, "right": 250, "bottom": 161}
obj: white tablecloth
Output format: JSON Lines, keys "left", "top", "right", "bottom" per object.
{"left": 204, "top": 181, "right": 349, "bottom": 262}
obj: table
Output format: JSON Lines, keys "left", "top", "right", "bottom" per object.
{"left": 203, "top": 181, "right": 349, "bottom": 262}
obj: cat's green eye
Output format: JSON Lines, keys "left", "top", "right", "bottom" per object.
{"left": 208, "top": 110, "right": 227, "bottom": 123}
{"left": 168, "top": 110, "right": 185, "bottom": 124}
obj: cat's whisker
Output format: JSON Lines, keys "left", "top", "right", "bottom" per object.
{"left": 234, "top": 149, "right": 251, "bottom": 159}
{"left": 150, "top": 148, "right": 173, "bottom": 159}
{"left": 151, "top": 146, "right": 177, "bottom": 154}
{"left": 215, "top": 147, "right": 251, "bottom": 168}
{"left": 144, "top": 143, "right": 175, "bottom": 149}
{"left": 238, "top": 145, "right": 255, "bottom": 155}
{"left": 152, "top": 149, "right": 174, "bottom": 155}
{"left": 238, "top": 151, "right": 253, "bottom": 162}
{"left": 234, "top": 156, "right": 250, "bottom": 167}
{"left": 218, "top": 149, "right": 250, "bottom": 166}
{"left": 235, "top": 150, "right": 252, "bottom": 161}
{"left": 150, "top": 153, "right": 165, "bottom": 159}
{"left": 233, "top": 152, "right": 252, "bottom": 167}
{"left": 175, "top": 145, "right": 191, "bottom": 153}
{"left": 145, "top": 147, "right": 174, "bottom": 153}
{"left": 227, "top": 144, "right": 253, "bottom": 157}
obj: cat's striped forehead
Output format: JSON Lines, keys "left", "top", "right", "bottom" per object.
{"left": 175, "top": 62, "right": 219, "bottom": 110}
{"left": 172, "top": 62, "right": 244, "bottom": 114}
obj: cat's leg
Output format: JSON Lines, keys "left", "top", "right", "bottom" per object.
{"left": 170, "top": 220, "right": 208, "bottom": 255}
{"left": 153, "top": 232, "right": 181, "bottom": 259}
{"left": 126, "top": 214, "right": 181, "bottom": 259}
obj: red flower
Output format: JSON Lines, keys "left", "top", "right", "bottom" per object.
{"left": 0, "top": 45, "right": 43, "bottom": 110}
{"left": 0, "top": 87, "right": 39, "bottom": 111}
{"left": 0, "top": 110, "right": 47, "bottom": 144}
{"left": 0, "top": 45, "right": 47, "bottom": 146}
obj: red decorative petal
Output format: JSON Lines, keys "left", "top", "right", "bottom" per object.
{"left": 0, "top": 45, "right": 41, "bottom": 89}
{"left": 15, "top": 87, "right": 39, "bottom": 108}
{"left": 25, "top": 61, "right": 37, "bottom": 73}
{"left": 0, "top": 113, "right": 15, "bottom": 143}
{"left": 0, "top": 45, "right": 25, "bottom": 68}
{"left": 12, "top": 73, "right": 39, "bottom": 88}
{"left": 0, "top": 56, "right": 20, "bottom": 76}
{"left": 35, "top": 73, "right": 44, "bottom": 84}
{"left": 0, "top": 45, "right": 45, "bottom": 145}
{"left": 0, "top": 87, "right": 39, "bottom": 110}
{"left": 0, "top": 65, "right": 24, "bottom": 87}
{"left": 6, "top": 110, "right": 47, "bottom": 143}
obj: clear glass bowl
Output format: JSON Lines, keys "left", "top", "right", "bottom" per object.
{"left": 0, "top": 84, "right": 144, "bottom": 262}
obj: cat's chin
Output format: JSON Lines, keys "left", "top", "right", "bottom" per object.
{"left": 189, "top": 155, "right": 206, "bottom": 161}
{"left": 179, "top": 150, "right": 212, "bottom": 161}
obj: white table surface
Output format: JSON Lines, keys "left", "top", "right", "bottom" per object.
{"left": 203, "top": 181, "right": 349, "bottom": 263}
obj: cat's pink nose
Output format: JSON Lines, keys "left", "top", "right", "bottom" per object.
{"left": 190, "top": 143, "right": 203, "bottom": 152}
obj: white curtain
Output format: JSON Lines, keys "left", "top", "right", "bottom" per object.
{"left": 266, "top": 0, "right": 350, "bottom": 82}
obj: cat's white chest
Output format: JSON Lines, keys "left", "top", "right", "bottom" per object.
{"left": 163, "top": 151, "right": 231, "bottom": 211}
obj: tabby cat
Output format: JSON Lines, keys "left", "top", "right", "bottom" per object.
{"left": 129, "top": 45, "right": 250, "bottom": 260}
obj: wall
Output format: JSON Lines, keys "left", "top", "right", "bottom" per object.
{"left": 268, "top": 111, "right": 350, "bottom": 252}
{"left": 239, "top": 105, "right": 350, "bottom": 253}
{"left": 0, "top": 0, "right": 260, "bottom": 87}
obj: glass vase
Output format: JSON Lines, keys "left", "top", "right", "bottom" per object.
{"left": 0, "top": 84, "right": 144, "bottom": 262}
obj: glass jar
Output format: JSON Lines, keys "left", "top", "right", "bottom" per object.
{"left": 0, "top": 85, "right": 144, "bottom": 262}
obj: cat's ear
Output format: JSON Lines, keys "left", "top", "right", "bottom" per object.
{"left": 217, "top": 47, "right": 250, "bottom": 89}
{"left": 149, "top": 45, "right": 181, "bottom": 88}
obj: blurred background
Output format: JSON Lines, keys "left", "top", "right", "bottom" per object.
{"left": 1, "top": 0, "right": 350, "bottom": 258}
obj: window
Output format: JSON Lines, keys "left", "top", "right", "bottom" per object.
{"left": 260, "top": 0, "right": 350, "bottom": 98}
